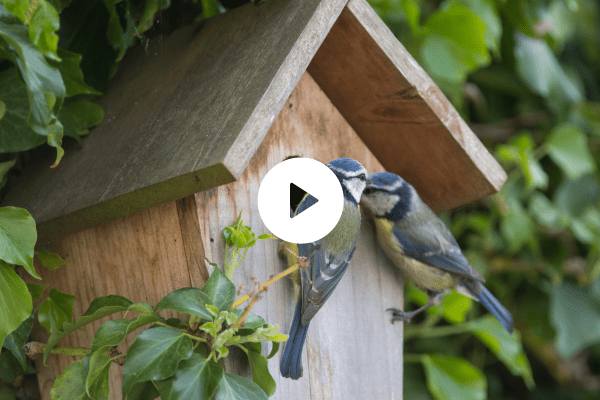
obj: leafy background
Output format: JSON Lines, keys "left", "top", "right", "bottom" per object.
{"left": 0, "top": 0, "right": 600, "bottom": 399}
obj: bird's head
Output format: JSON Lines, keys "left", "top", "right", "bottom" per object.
{"left": 326, "top": 158, "right": 370, "bottom": 205}
{"left": 360, "top": 172, "right": 413, "bottom": 221}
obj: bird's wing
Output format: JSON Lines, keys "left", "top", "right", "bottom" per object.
{"left": 392, "top": 203, "right": 484, "bottom": 282}
{"left": 295, "top": 194, "right": 359, "bottom": 324}
{"left": 298, "top": 238, "right": 357, "bottom": 325}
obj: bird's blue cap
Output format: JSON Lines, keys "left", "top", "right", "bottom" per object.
{"left": 367, "top": 172, "right": 404, "bottom": 190}
{"left": 327, "top": 158, "right": 365, "bottom": 173}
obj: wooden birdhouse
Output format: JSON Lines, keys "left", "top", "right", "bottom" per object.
{"left": 3, "top": 0, "right": 506, "bottom": 398}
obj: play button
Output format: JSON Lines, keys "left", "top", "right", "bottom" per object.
{"left": 258, "top": 158, "right": 344, "bottom": 244}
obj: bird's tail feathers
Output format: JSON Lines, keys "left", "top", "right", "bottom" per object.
{"left": 464, "top": 281, "right": 514, "bottom": 333}
{"left": 280, "top": 300, "right": 309, "bottom": 379}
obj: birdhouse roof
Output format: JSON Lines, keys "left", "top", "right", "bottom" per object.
{"left": 3, "top": 0, "right": 506, "bottom": 243}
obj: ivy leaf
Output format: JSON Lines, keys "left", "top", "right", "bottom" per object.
{"left": 104, "top": 0, "right": 136, "bottom": 62}
{"left": 90, "top": 314, "right": 158, "bottom": 353}
{"left": 3, "top": 0, "right": 29, "bottom": 22}
{"left": 50, "top": 359, "right": 91, "bottom": 400}
{"left": 3, "top": 313, "right": 34, "bottom": 370}
{"left": 26, "top": 282, "right": 48, "bottom": 301}
{"left": 137, "top": 0, "right": 171, "bottom": 34}
{"left": 0, "top": 6, "right": 66, "bottom": 164}
{"left": 44, "top": 295, "right": 133, "bottom": 364}
{"left": 546, "top": 124, "right": 596, "bottom": 180}
{"left": 59, "top": 99, "right": 104, "bottom": 140}
{"left": 51, "top": 48, "right": 102, "bottom": 97}
{"left": 0, "top": 68, "right": 46, "bottom": 153}
{"left": 28, "top": 0, "right": 60, "bottom": 61}
{"left": 38, "top": 288, "right": 77, "bottom": 333}
{"left": 529, "top": 193, "right": 569, "bottom": 230}
{"left": 266, "top": 342, "right": 279, "bottom": 359}
{"left": 157, "top": 353, "right": 223, "bottom": 400}
{"left": 202, "top": 268, "right": 235, "bottom": 312}
{"left": 548, "top": 282, "right": 600, "bottom": 358}
{"left": 0, "top": 261, "right": 32, "bottom": 350}
{"left": 156, "top": 287, "right": 214, "bottom": 320}
{"left": 245, "top": 345, "right": 276, "bottom": 397}
{"left": 122, "top": 327, "right": 194, "bottom": 398}
{"left": 127, "top": 381, "right": 160, "bottom": 400}
{"left": 421, "top": 354, "right": 486, "bottom": 400}
{"left": 84, "top": 351, "right": 112, "bottom": 400}
{"left": 469, "top": 316, "right": 535, "bottom": 389}
{"left": 0, "top": 351, "right": 26, "bottom": 383}
{"left": 35, "top": 249, "right": 68, "bottom": 270}
{"left": 215, "top": 372, "right": 268, "bottom": 400}
{"left": 0, "top": 207, "right": 38, "bottom": 278}
{"left": 441, "top": 290, "right": 472, "bottom": 324}
{"left": 257, "top": 234, "right": 277, "bottom": 240}
{"left": 231, "top": 309, "right": 266, "bottom": 330}
{"left": 447, "top": 0, "right": 501, "bottom": 56}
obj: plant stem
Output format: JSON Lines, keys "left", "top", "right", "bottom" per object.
{"left": 230, "top": 262, "right": 301, "bottom": 310}
{"left": 231, "top": 297, "right": 259, "bottom": 331}
{"left": 403, "top": 323, "right": 473, "bottom": 340}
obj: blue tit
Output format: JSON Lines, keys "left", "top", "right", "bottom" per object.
{"left": 279, "top": 158, "right": 370, "bottom": 379}
{"left": 360, "top": 172, "right": 514, "bottom": 333}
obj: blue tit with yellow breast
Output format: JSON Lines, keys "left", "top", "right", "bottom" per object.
{"left": 360, "top": 172, "right": 513, "bottom": 333}
{"left": 279, "top": 158, "right": 370, "bottom": 379}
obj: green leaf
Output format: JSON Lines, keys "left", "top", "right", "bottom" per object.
{"left": 515, "top": 34, "right": 582, "bottom": 106}
{"left": 200, "top": 0, "right": 221, "bottom": 19}
{"left": 0, "top": 350, "right": 26, "bottom": 383}
{"left": 500, "top": 194, "right": 536, "bottom": 253}
{"left": 122, "top": 327, "right": 194, "bottom": 398}
{"left": 156, "top": 287, "right": 214, "bottom": 320}
{"left": 3, "top": 313, "right": 33, "bottom": 370}
{"left": 28, "top": 0, "right": 60, "bottom": 61}
{"left": 90, "top": 314, "right": 158, "bottom": 353}
{"left": 0, "top": 68, "right": 46, "bottom": 153}
{"left": 546, "top": 124, "right": 596, "bottom": 180}
{"left": 447, "top": 0, "right": 501, "bottom": 55}
{"left": 0, "top": 6, "right": 66, "bottom": 164}
{"left": 59, "top": 99, "right": 104, "bottom": 140}
{"left": 0, "top": 207, "right": 38, "bottom": 278}
{"left": 0, "top": 387, "right": 15, "bottom": 400}
{"left": 246, "top": 347, "right": 276, "bottom": 397}
{"left": 85, "top": 351, "right": 112, "bottom": 400}
{"left": 554, "top": 175, "right": 600, "bottom": 218}
{"left": 157, "top": 353, "right": 223, "bottom": 400}
{"left": 266, "top": 341, "right": 279, "bottom": 359}
{"left": 0, "top": 261, "right": 32, "bottom": 350}
{"left": 257, "top": 234, "right": 277, "bottom": 240}
{"left": 469, "top": 316, "right": 535, "bottom": 389}
{"left": 421, "top": 354, "right": 486, "bottom": 400}
{"left": 35, "top": 249, "right": 68, "bottom": 270}
{"left": 44, "top": 295, "right": 133, "bottom": 364}
{"left": 51, "top": 48, "right": 102, "bottom": 97}
{"left": 0, "top": 159, "right": 15, "bottom": 183}
{"left": 529, "top": 193, "right": 569, "bottom": 230}
{"left": 137, "top": 0, "right": 170, "bottom": 34}
{"left": 3, "top": 0, "right": 29, "bottom": 22}
{"left": 38, "top": 288, "right": 77, "bottom": 333}
{"left": 232, "top": 309, "right": 266, "bottom": 330}
{"left": 441, "top": 290, "right": 472, "bottom": 324}
{"left": 127, "top": 381, "right": 160, "bottom": 400}
{"left": 548, "top": 281, "right": 600, "bottom": 358}
{"left": 26, "top": 282, "right": 48, "bottom": 301}
{"left": 202, "top": 267, "right": 236, "bottom": 312}
{"left": 103, "top": 0, "right": 136, "bottom": 62}
{"left": 215, "top": 372, "right": 268, "bottom": 400}
{"left": 50, "top": 359, "right": 91, "bottom": 400}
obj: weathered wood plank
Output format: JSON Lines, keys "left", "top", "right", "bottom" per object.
{"left": 3, "top": 0, "right": 348, "bottom": 243}
{"left": 308, "top": 0, "right": 507, "bottom": 213}
{"left": 195, "top": 72, "right": 404, "bottom": 399}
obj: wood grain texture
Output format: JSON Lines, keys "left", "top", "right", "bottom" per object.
{"left": 27, "top": 200, "right": 209, "bottom": 399}
{"left": 2, "top": 0, "right": 348, "bottom": 244}
{"left": 196, "top": 72, "right": 404, "bottom": 399}
{"left": 308, "top": 0, "right": 507, "bottom": 213}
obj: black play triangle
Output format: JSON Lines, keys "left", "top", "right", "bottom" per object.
{"left": 290, "top": 183, "right": 317, "bottom": 218}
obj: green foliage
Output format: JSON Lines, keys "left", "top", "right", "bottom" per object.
{"left": 0, "top": 261, "right": 32, "bottom": 350}
{"left": 0, "top": 207, "right": 37, "bottom": 278}
{"left": 44, "top": 217, "right": 285, "bottom": 399}
{"left": 371, "top": 0, "right": 600, "bottom": 397}
{"left": 38, "top": 288, "right": 77, "bottom": 333}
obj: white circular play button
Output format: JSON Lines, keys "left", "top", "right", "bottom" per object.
{"left": 257, "top": 158, "right": 344, "bottom": 244}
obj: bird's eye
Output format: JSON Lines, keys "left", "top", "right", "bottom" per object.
{"left": 358, "top": 173, "right": 366, "bottom": 181}
{"left": 363, "top": 188, "right": 374, "bottom": 195}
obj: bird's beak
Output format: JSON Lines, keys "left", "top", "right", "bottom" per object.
{"left": 366, "top": 179, "right": 373, "bottom": 185}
